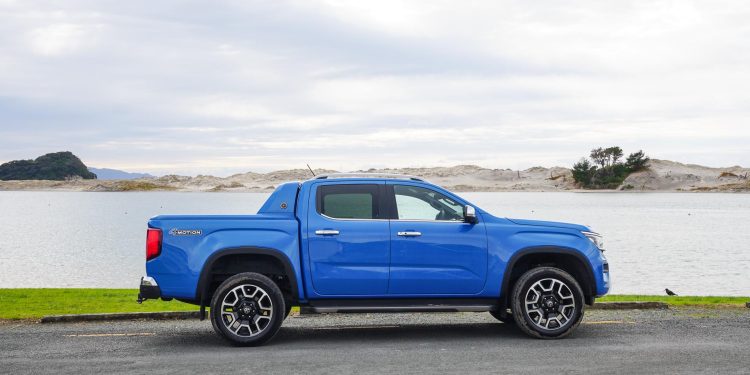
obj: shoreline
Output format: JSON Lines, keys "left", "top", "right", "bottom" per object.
{"left": 2, "top": 187, "right": 749, "bottom": 193}
{"left": 1, "top": 186, "right": 748, "bottom": 194}
{"left": 1, "top": 159, "right": 748, "bottom": 193}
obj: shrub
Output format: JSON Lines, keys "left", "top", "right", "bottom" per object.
{"left": 572, "top": 158, "right": 595, "bottom": 186}
{"left": 625, "top": 150, "right": 650, "bottom": 172}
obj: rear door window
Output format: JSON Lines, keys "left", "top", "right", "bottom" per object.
{"left": 316, "top": 184, "right": 381, "bottom": 219}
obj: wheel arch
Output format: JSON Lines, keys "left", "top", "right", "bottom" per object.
{"left": 196, "top": 247, "right": 299, "bottom": 312}
{"left": 501, "top": 246, "right": 596, "bottom": 306}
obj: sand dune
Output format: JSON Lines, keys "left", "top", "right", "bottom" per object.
{"left": 0, "top": 160, "right": 747, "bottom": 192}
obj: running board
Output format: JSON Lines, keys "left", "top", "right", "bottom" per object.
{"left": 300, "top": 298, "right": 498, "bottom": 314}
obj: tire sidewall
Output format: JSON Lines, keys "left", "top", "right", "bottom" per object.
{"left": 511, "top": 267, "right": 584, "bottom": 339}
{"left": 210, "top": 272, "right": 285, "bottom": 346}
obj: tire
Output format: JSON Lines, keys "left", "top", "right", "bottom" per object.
{"left": 210, "top": 272, "right": 285, "bottom": 346}
{"left": 489, "top": 310, "right": 515, "bottom": 325}
{"left": 511, "top": 267, "right": 584, "bottom": 339}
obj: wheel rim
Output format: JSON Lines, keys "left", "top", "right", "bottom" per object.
{"left": 523, "top": 278, "right": 576, "bottom": 331}
{"left": 220, "top": 284, "right": 273, "bottom": 337}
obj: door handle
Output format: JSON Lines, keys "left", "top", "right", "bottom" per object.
{"left": 397, "top": 231, "right": 422, "bottom": 237}
{"left": 315, "top": 229, "right": 340, "bottom": 236}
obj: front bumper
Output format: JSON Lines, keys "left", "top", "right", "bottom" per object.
{"left": 137, "top": 276, "right": 161, "bottom": 303}
{"left": 597, "top": 261, "right": 610, "bottom": 297}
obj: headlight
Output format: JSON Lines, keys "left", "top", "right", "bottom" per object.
{"left": 582, "top": 231, "right": 605, "bottom": 251}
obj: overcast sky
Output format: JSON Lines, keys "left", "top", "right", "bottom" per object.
{"left": 1, "top": 0, "right": 749, "bottom": 176}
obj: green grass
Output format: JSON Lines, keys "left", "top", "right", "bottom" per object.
{"left": 0, "top": 289, "right": 747, "bottom": 320}
{"left": 598, "top": 294, "right": 749, "bottom": 307}
{"left": 0, "top": 289, "right": 197, "bottom": 320}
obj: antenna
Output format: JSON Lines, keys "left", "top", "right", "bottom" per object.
{"left": 306, "top": 164, "right": 316, "bottom": 177}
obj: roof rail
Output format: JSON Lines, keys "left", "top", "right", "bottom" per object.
{"left": 313, "top": 173, "right": 424, "bottom": 182}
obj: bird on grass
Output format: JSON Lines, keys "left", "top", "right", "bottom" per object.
{"left": 665, "top": 288, "right": 678, "bottom": 296}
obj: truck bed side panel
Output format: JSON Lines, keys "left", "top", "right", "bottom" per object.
{"left": 146, "top": 215, "right": 301, "bottom": 300}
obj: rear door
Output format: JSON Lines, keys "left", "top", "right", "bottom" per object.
{"left": 387, "top": 182, "right": 488, "bottom": 295}
{"left": 306, "top": 182, "right": 390, "bottom": 296}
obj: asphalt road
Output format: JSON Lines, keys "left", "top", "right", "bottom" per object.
{"left": 1, "top": 308, "right": 749, "bottom": 374}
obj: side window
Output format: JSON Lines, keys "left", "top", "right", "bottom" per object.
{"left": 393, "top": 185, "right": 464, "bottom": 221}
{"left": 317, "top": 184, "right": 381, "bottom": 219}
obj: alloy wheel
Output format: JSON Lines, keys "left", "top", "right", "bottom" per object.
{"left": 523, "top": 277, "right": 576, "bottom": 330}
{"left": 220, "top": 284, "right": 274, "bottom": 337}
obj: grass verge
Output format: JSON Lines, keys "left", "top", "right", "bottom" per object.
{"left": 0, "top": 289, "right": 747, "bottom": 320}
{"left": 598, "top": 294, "right": 749, "bottom": 307}
{"left": 0, "top": 289, "right": 196, "bottom": 320}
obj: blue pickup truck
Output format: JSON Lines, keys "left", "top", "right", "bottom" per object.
{"left": 139, "top": 173, "right": 609, "bottom": 345}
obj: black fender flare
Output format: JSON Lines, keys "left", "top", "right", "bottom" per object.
{"left": 196, "top": 246, "right": 299, "bottom": 318}
{"left": 500, "top": 246, "right": 596, "bottom": 306}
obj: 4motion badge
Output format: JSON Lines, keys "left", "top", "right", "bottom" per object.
{"left": 169, "top": 229, "right": 203, "bottom": 236}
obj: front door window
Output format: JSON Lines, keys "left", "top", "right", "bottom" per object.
{"left": 393, "top": 185, "right": 463, "bottom": 221}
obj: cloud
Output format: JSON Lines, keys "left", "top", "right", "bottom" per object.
{"left": 27, "top": 22, "right": 100, "bottom": 56}
{"left": 0, "top": 0, "right": 749, "bottom": 176}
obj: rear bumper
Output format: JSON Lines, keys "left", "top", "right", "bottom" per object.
{"left": 137, "top": 276, "right": 161, "bottom": 302}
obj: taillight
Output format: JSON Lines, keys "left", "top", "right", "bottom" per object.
{"left": 146, "top": 228, "right": 162, "bottom": 261}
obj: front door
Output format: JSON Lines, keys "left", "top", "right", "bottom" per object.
{"left": 306, "top": 182, "right": 390, "bottom": 296}
{"left": 387, "top": 183, "right": 488, "bottom": 295}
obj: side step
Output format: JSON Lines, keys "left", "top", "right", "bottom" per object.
{"left": 300, "top": 298, "right": 498, "bottom": 314}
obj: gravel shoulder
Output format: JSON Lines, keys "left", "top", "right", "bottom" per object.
{"left": 1, "top": 307, "right": 748, "bottom": 374}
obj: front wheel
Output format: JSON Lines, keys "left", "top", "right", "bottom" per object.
{"left": 511, "top": 267, "right": 584, "bottom": 339}
{"left": 210, "top": 272, "right": 285, "bottom": 346}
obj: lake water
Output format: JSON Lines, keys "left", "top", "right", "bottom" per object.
{"left": 1, "top": 191, "right": 748, "bottom": 296}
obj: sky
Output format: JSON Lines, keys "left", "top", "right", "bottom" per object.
{"left": 1, "top": 0, "right": 749, "bottom": 176}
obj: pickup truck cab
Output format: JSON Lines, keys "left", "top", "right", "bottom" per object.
{"left": 139, "top": 173, "right": 610, "bottom": 345}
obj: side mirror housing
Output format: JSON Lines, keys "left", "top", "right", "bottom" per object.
{"left": 464, "top": 205, "right": 478, "bottom": 224}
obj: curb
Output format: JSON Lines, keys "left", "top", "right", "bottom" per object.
{"left": 40, "top": 311, "right": 200, "bottom": 324}
{"left": 591, "top": 302, "right": 668, "bottom": 310}
{"left": 39, "top": 302, "right": 669, "bottom": 323}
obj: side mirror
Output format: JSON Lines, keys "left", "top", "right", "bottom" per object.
{"left": 464, "top": 205, "right": 477, "bottom": 224}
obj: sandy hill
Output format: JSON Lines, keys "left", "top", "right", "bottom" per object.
{"left": 0, "top": 160, "right": 747, "bottom": 192}
{"left": 623, "top": 159, "right": 749, "bottom": 191}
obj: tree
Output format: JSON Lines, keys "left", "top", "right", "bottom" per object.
{"left": 574, "top": 147, "right": 650, "bottom": 189}
{"left": 589, "top": 148, "right": 607, "bottom": 168}
{"left": 625, "top": 150, "right": 650, "bottom": 172}
{"left": 605, "top": 146, "right": 624, "bottom": 166}
{"left": 572, "top": 158, "right": 595, "bottom": 186}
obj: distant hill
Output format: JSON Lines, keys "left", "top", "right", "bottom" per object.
{"left": 88, "top": 167, "right": 154, "bottom": 180}
{"left": 0, "top": 159, "right": 748, "bottom": 192}
{"left": 0, "top": 152, "right": 96, "bottom": 181}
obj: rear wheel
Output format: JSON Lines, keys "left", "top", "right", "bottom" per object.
{"left": 511, "top": 267, "right": 584, "bottom": 339}
{"left": 210, "top": 272, "right": 285, "bottom": 346}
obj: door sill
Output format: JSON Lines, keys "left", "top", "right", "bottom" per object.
{"left": 301, "top": 298, "right": 498, "bottom": 314}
